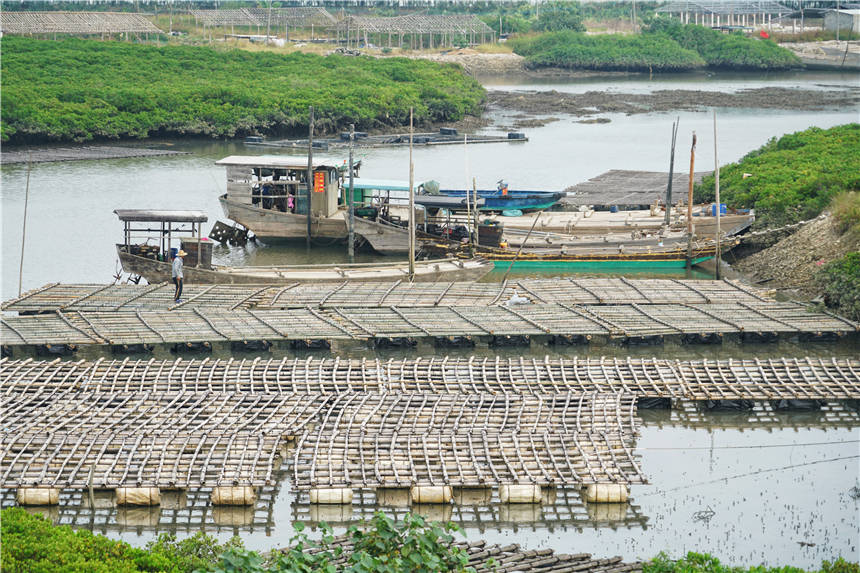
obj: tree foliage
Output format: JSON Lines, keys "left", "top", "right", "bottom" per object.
{"left": 533, "top": 1, "right": 586, "bottom": 32}
{"left": 1, "top": 36, "right": 485, "bottom": 144}
{"left": 694, "top": 124, "right": 860, "bottom": 227}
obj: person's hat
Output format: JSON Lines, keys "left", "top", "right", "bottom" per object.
{"left": 177, "top": 250, "right": 188, "bottom": 257}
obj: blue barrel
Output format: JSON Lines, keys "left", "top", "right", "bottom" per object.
{"left": 609, "top": 205, "right": 619, "bottom": 213}
{"left": 711, "top": 203, "right": 727, "bottom": 216}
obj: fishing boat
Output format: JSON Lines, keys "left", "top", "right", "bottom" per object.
{"left": 115, "top": 210, "right": 492, "bottom": 283}
{"left": 216, "top": 155, "right": 354, "bottom": 241}
{"left": 426, "top": 181, "right": 564, "bottom": 212}
{"left": 423, "top": 239, "right": 733, "bottom": 270}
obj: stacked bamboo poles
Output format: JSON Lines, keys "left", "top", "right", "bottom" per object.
{"left": 293, "top": 487, "right": 649, "bottom": 529}
{"left": 3, "top": 357, "right": 859, "bottom": 400}
{"left": 3, "top": 278, "right": 773, "bottom": 313}
{"left": 307, "top": 537, "right": 643, "bottom": 573}
{"left": 2, "top": 302, "right": 856, "bottom": 347}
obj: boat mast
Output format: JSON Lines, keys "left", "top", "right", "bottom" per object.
{"left": 664, "top": 118, "right": 679, "bottom": 227}
{"left": 714, "top": 110, "right": 721, "bottom": 280}
{"left": 306, "top": 105, "right": 314, "bottom": 250}
{"left": 408, "top": 108, "right": 415, "bottom": 280}
{"left": 348, "top": 123, "right": 355, "bottom": 260}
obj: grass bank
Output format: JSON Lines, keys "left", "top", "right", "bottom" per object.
{"left": 694, "top": 124, "right": 860, "bottom": 228}
{"left": 510, "top": 20, "right": 800, "bottom": 71}
{"left": 1, "top": 36, "right": 485, "bottom": 144}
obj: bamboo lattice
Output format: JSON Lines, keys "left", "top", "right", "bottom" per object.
{"left": 3, "top": 357, "right": 859, "bottom": 400}
{"left": 1, "top": 12, "right": 162, "bottom": 34}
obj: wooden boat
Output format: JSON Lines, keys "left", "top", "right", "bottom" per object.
{"left": 115, "top": 209, "right": 491, "bottom": 283}
{"left": 423, "top": 240, "right": 734, "bottom": 270}
{"left": 216, "top": 155, "right": 353, "bottom": 241}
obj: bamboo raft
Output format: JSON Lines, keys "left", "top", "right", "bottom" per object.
{"left": 0, "top": 485, "right": 282, "bottom": 533}
{"left": 1, "top": 302, "right": 856, "bottom": 349}
{"left": 293, "top": 487, "right": 649, "bottom": 530}
{"left": 1, "top": 391, "right": 638, "bottom": 439}
{"left": 3, "top": 278, "right": 770, "bottom": 313}
{"left": 291, "top": 430, "right": 643, "bottom": 490}
{"left": 4, "top": 357, "right": 859, "bottom": 400}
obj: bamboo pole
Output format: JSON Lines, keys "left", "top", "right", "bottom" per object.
{"left": 464, "top": 134, "right": 471, "bottom": 247}
{"left": 664, "top": 118, "right": 679, "bottom": 227}
{"left": 348, "top": 124, "right": 355, "bottom": 261}
{"left": 502, "top": 211, "right": 544, "bottom": 282}
{"left": 408, "top": 108, "right": 415, "bottom": 280}
{"left": 686, "top": 132, "right": 696, "bottom": 270}
{"left": 472, "top": 177, "right": 479, "bottom": 247}
{"left": 713, "top": 111, "right": 721, "bottom": 280}
{"left": 18, "top": 155, "right": 32, "bottom": 297}
{"left": 306, "top": 106, "right": 314, "bottom": 250}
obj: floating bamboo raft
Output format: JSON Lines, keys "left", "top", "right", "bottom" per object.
{"left": 4, "top": 357, "right": 859, "bottom": 400}
{"left": 2, "top": 278, "right": 771, "bottom": 313}
{"left": 1, "top": 392, "right": 638, "bottom": 439}
{"left": 0, "top": 485, "right": 281, "bottom": 533}
{"left": 1, "top": 302, "right": 855, "bottom": 348}
{"left": 293, "top": 487, "right": 649, "bottom": 529}
{"left": 292, "top": 430, "right": 643, "bottom": 489}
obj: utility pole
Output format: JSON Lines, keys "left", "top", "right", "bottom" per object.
{"left": 18, "top": 156, "right": 31, "bottom": 296}
{"left": 408, "top": 108, "right": 415, "bottom": 280}
{"left": 306, "top": 106, "right": 314, "bottom": 250}
{"left": 348, "top": 124, "right": 355, "bottom": 260}
{"left": 664, "top": 118, "right": 679, "bottom": 227}
{"left": 265, "top": 0, "right": 272, "bottom": 45}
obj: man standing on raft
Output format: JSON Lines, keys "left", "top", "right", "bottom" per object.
{"left": 172, "top": 249, "right": 186, "bottom": 303}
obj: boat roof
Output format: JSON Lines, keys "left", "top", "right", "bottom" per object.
{"left": 216, "top": 155, "right": 346, "bottom": 169}
{"left": 114, "top": 209, "right": 208, "bottom": 223}
{"left": 350, "top": 178, "right": 425, "bottom": 192}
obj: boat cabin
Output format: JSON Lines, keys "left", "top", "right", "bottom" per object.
{"left": 216, "top": 155, "right": 354, "bottom": 219}
{"left": 115, "top": 209, "right": 212, "bottom": 268}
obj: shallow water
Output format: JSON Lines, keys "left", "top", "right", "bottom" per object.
{"left": 1, "top": 70, "right": 858, "bottom": 566}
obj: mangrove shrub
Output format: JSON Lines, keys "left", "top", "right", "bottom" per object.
{"left": 1, "top": 37, "right": 486, "bottom": 144}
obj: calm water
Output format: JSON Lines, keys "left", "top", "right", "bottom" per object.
{"left": 1, "top": 70, "right": 858, "bottom": 566}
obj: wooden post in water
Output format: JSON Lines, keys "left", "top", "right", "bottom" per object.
{"left": 18, "top": 155, "right": 31, "bottom": 297}
{"left": 686, "top": 131, "right": 697, "bottom": 270}
{"left": 408, "top": 108, "right": 415, "bottom": 280}
{"left": 664, "top": 118, "right": 679, "bottom": 227}
{"left": 348, "top": 124, "right": 355, "bottom": 261}
{"left": 306, "top": 106, "right": 314, "bottom": 250}
{"left": 714, "top": 110, "right": 721, "bottom": 280}
{"left": 464, "top": 134, "right": 471, "bottom": 247}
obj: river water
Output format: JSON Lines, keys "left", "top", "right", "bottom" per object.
{"left": 1, "top": 70, "right": 858, "bottom": 567}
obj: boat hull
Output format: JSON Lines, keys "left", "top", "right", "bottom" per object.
{"left": 118, "top": 247, "right": 491, "bottom": 284}
{"left": 352, "top": 216, "right": 409, "bottom": 255}
{"left": 219, "top": 194, "right": 347, "bottom": 240}
{"left": 436, "top": 190, "right": 564, "bottom": 212}
{"left": 492, "top": 256, "right": 713, "bottom": 270}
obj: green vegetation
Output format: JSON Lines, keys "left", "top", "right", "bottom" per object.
{"left": 533, "top": 1, "right": 585, "bottom": 32}
{"left": 0, "top": 508, "right": 471, "bottom": 573}
{"left": 645, "top": 552, "right": 859, "bottom": 573}
{"left": 1, "top": 36, "right": 485, "bottom": 144}
{"left": 815, "top": 251, "right": 860, "bottom": 322}
{"left": 511, "top": 20, "right": 799, "bottom": 71}
{"left": 647, "top": 20, "right": 801, "bottom": 70}
{"left": 695, "top": 124, "right": 860, "bottom": 228}
{"left": 509, "top": 31, "right": 705, "bottom": 71}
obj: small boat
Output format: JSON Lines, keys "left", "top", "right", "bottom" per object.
{"left": 429, "top": 182, "right": 564, "bottom": 212}
{"left": 423, "top": 240, "right": 733, "bottom": 270}
{"left": 115, "top": 209, "right": 492, "bottom": 283}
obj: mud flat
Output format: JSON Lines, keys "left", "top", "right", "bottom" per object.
{"left": 1, "top": 145, "right": 187, "bottom": 165}
{"left": 487, "top": 86, "right": 860, "bottom": 118}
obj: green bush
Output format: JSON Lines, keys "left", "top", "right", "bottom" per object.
{"left": 695, "top": 124, "right": 860, "bottom": 228}
{"left": 647, "top": 19, "right": 801, "bottom": 70}
{"left": 533, "top": 1, "right": 586, "bottom": 32}
{"left": 815, "top": 252, "right": 860, "bottom": 321}
{"left": 1, "top": 36, "right": 486, "bottom": 144}
{"left": 510, "top": 30, "right": 705, "bottom": 71}
{"left": 645, "top": 552, "right": 859, "bottom": 573}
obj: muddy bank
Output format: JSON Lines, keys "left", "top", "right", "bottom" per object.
{"left": 1, "top": 145, "right": 187, "bottom": 165}
{"left": 733, "top": 213, "right": 859, "bottom": 297}
{"left": 487, "top": 86, "right": 860, "bottom": 118}
{"left": 414, "top": 50, "right": 630, "bottom": 79}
